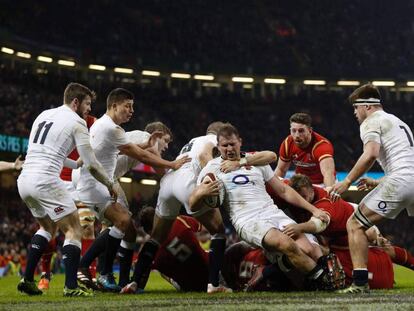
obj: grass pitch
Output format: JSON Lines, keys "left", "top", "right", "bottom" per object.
{"left": 0, "top": 266, "right": 413, "bottom": 310}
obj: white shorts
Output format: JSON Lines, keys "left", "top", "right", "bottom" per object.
{"left": 18, "top": 174, "right": 77, "bottom": 222}
{"left": 62, "top": 180, "right": 77, "bottom": 201}
{"left": 156, "top": 168, "right": 210, "bottom": 219}
{"left": 235, "top": 206, "right": 296, "bottom": 248}
{"left": 361, "top": 175, "right": 414, "bottom": 219}
{"left": 76, "top": 182, "right": 128, "bottom": 222}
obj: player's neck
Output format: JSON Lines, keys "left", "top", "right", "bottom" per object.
{"left": 105, "top": 110, "right": 122, "bottom": 125}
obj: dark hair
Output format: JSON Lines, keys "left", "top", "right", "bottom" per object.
{"left": 206, "top": 121, "right": 225, "bottom": 135}
{"left": 348, "top": 83, "right": 381, "bottom": 105}
{"left": 106, "top": 88, "right": 134, "bottom": 109}
{"left": 145, "top": 121, "right": 173, "bottom": 140}
{"left": 289, "top": 174, "right": 313, "bottom": 192}
{"left": 216, "top": 123, "right": 240, "bottom": 141}
{"left": 63, "top": 82, "right": 96, "bottom": 106}
{"left": 139, "top": 206, "right": 155, "bottom": 234}
{"left": 289, "top": 113, "right": 312, "bottom": 127}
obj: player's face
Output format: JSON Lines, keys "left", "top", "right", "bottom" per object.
{"left": 290, "top": 122, "right": 312, "bottom": 148}
{"left": 77, "top": 95, "right": 92, "bottom": 120}
{"left": 297, "top": 186, "right": 314, "bottom": 203}
{"left": 353, "top": 104, "right": 367, "bottom": 124}
{"left": 115, "top": 100, "right": 134, "bottom": 124}
{"left": 157, "top": 134, "right": 171, "bottom": 154}
{"left": 218, "top": 134, "right": 242, "bottom": 160}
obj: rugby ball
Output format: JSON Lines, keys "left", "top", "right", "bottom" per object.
{"left": 201, "top": 172, "right": 225, "bottom": 208}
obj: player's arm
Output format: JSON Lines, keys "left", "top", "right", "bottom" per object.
{"left": 189, "top": 177, "right": 220, "bottom": 211}
{"left": 198, "top": 142, "right": 216, "bottom": 169}
{"left": 118, "top": 143, "right": 190, "bottom": 170}
{"left": 282, "top": 221, "right": 319, "bottom": 239}
{"left": 274, "top": 158, "right": 290, "bottom": 178}
{"left": 220, "top": 151, "right": 277, "bottom": 173}
{"left": 63, "top": 158, "right": 82, "bottom": 169}
{"left": 73, "top": 124, "right": 117, "bottom": 198}
{"left": 319, "top": 157, "right": 336, "bottom": 188}
{"left": 266, "top": 176, "right": 329, "bottom": 222}
{"left": 329, "top": 141, "right": 379, "bottom": 199}
{"left": 0, "top": 155, "right": 23, "bottom": 172}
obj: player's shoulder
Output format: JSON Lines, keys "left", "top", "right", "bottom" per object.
{"left": 125, "top": 130, "right": 150, "bottom": 144}
{"left": 312, "top": 131, "right": 332, "bottom": 144}
{"left": 199, "top": 157, "right": 222, "bottom": 177}
{"left": 196, "top": 134, "right": 217, "bottom": 144}
{"left": 360, "top": 110, "right": 385, "bottom": 132}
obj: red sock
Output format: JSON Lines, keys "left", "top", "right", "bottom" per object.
{"left": 82, "top": 238, "right": 97, "bottom": 278}
{"left": 41, "top": 239, "right": 57, "bottom": 278}
{"left": 392, "top": 246, "right": 414, "bottom": 270}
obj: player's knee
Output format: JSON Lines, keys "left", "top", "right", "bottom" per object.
{"left": 271, "top": 236, "right": 298, "bottom": 255}
{"left": 114, "top": 214, "right": 131, "bottom": 233}
{"left": 82, "top": 224, "right": 95, "bottom": 239}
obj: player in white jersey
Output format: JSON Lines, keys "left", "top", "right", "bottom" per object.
{"left": 76, "top": 88, "right": 189, "bottom": 291}
{"left": 121, "top": 121, "right": 232, "bottom": 294}
{"left": 78, "top": 121, "right": 172, "bottom": 289}
{"left": 329, "top": 84, "right": 414, "bottom": 293}
{"left": 17, "top": 83, "right": 116, "bottom": 297}
{"left": 190, "top": 123, "right": 333, "bottom": 290}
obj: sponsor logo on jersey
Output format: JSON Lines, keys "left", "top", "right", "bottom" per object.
{"left": 232, "top": 174, "right": 250, "bottom": 185}
{"left": 54, "top": 206, "right": 65, "bottom": 215}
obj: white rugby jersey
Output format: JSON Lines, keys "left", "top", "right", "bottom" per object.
{"left": 360, "top": 110, "right": 414, "bottom": 175}
{"left": 22, "top": 105, "right": 89, "bottom": 176}
{"left": 198, "top": 157, "right": 275, "bottom": 226}
{"left": 77, "top": 114, "right": 127, "bottom": 190}
{"left": 114, "top": 130, "right": 150, "bottom": 179}
{"left": 177, "top": 134, "right": 217, "bottom": 175}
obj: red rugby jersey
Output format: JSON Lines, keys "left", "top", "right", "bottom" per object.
{"left": 279, "top": 131, "right": 335, "bottom": 184}
{"left": 152, "top": 216, "right": 209, "bottom": 291}
{"left": 313, "top": 196, "right": 354, "bottom": 247}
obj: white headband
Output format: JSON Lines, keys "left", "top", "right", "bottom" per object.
{"left": 353, "top": 97, "right": 381, "bottom": 106}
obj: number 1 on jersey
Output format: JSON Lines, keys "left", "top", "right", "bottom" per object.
{"left": 33, "top": 121, "right": 54, "bottom": 144}
{"left": 399, "top": 125, "right": 414, "bottom": 147}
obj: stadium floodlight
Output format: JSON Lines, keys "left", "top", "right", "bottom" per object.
{"left": 16, "top": 52, "right": 31, "bottom": 59}
{"left": 89, "top": 64, "right": 106, "bottom": 71}
{"left": 406, "top": 81, "right": 414, "bottom": 86}
{"left": 119, "top": 177, "right": 132, "bottom": 183}
{"left": 141, "top": 179, "right": 157, "bottom": 186}
{"left": 372, "top": 81, "right": 395, "bottom": 86}
{"left": 194, "top": 74, "right": 214, "bottom": 81}
{"left": 114, "top": 67, "right": 133, "bottom": 74}
{"left": 142, "top": 70, "right": 160, "bottom": 76}
{"left": 37, "top": 56, "right": 53, "bottom": 63}
{"left": 202, "top": 82, "right": 221, "bottom": 88}
{"left": 232, "top": 77, "right": 254, "bottom": 83}
{"left": 303, "top": 80, "right": 326, "bottom": 85}
{"left": 1, "top": 47, "right": 14, "bottom": 54}
{"left": 171, "top": 73, "right": 191, "bottom": 79}
{"left": 337, "top": 80, "right": 360, "bottom": 86}
{"left": 264, "top": 78, "right": 286, "bottom": 84}
{"left": 58, "top": 59, "right": 75, "bottom": 67}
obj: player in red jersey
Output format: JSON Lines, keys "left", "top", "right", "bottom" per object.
{"left": 275, "top": 113, "right": 336, "bottom": 187}
{"left": 222, "top": 242, "right": 304, "bottom": 292}
{"left": 38, "top": 115, "right": 97, "bottom": 291}
{"left": 121, "top": 206, "right": 209, "bottom": 292}
{"left": 285, "top": 174, "right": 395, "bottom": 289}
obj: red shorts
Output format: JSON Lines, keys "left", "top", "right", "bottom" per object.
{"left": 332, "top": 247, "right": 394, "bottom": 289}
